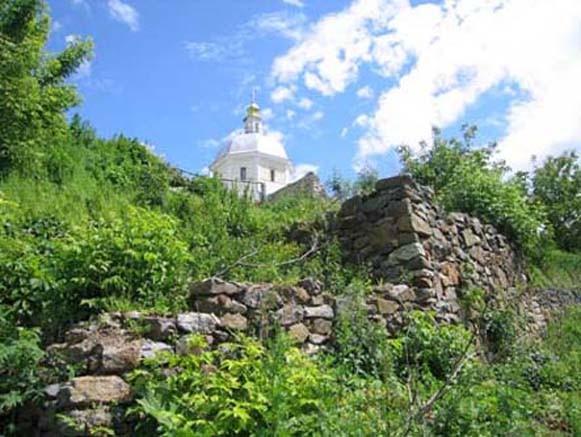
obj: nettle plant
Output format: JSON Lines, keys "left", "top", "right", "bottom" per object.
{"left": 129, "top": 333, "right": 334, "bottom": 436}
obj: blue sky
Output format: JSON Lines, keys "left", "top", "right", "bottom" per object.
{"left": 47, "top": 0, "right": 581, "bottom": 181}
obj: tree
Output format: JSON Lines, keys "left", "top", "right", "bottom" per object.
{"left": 353, "top": 165, "right": 378, "bottom": 197}
{"left": 399, "top": 126, "right": 547, "bottom": 254}
{"left": 326, "top": 168, "right": 353, "bottom": 200}
{"left": 533, "top": 152, "right": 581, "bottom": 252}
{"left": 0, "top": 0, "right": 92, "bottom": 177}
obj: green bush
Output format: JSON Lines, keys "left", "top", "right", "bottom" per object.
{"left": 130, "top": 334, "right": 336, "bottom": 436}
{"left": 0, "top": 306, "right": 44, "bottom": 421}
{"left": 58, "top": 207, "right": 192, "bottom": 313}
{"left": 391, "top": 311, "right": 472, "bottom": 381}
{"left": 0, "top": 201, "right": 192, "bottom": 333}
{"left": 530, "top": 248, "right": 581, "bottom": 291}
{"left": 482, "top": 308, "right": 518, "bottom": 360}
{"left": 399, "top": 126, "right": 547, "bottom": 253}
{"left": 333, "top": 285, "right": 392, "bottom": 379}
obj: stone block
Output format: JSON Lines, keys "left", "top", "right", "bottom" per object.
{"left": 387, "top": 243, "right": 426, "bottom": 265}
{"left": 277, "top": 304, "right": 305, "bottom": 326}
{"left": 311, "top": 318, "right": 333, "bottom": 335}
{"left": 304, "top": 305, "right": 334, "bottom": 319}
{"left": 98, "top": 340, "right": 142, "bottom": 374}
{"left": 309, "top": 334, "right": 328, "bottom": 345}
{"left": 140, "top": 340, "right": 172, "bottom": 359}
{"left": 57, "top": 376, "right": 132, "bottom": 408}
{"left": 143, "top": 317, "right": 177, "bottom": 341}
{"left": 376, "top": 298, "right": 400, "bottom": 315}
{"left": 220, "top": 313, "right": 248, "bottom": 331}
{"left": 288, "top": 323, "right": 310, "bottom": 343}
{"left": 177, "top": 312, "right": 220, "bottom": 334}
{"left": 462, "top": 229, "right": 481, "bottom": 247}
{"left": 189, "top": 278, "right": 240, "bottom": 297}
{"left": 297, "top": 278, "right": 323, "bottom": 295}
{"left": 375, "top": 174, "right": 415, "bottom": 191}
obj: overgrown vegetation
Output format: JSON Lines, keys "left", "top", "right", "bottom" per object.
{"left": 1, "top": 0, "right": 580, "bottom": 435}
{"left": 128, "top": 306, "right": 581, "bottom": 436}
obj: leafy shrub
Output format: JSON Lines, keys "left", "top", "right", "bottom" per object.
{"left": 482, "top": 308, "right": 517, "bottom": 360}
{"left": 0, "top": 201, "right": 191, "bottom": 334}
{"left": 0, "top": 306, "right": 44, "bottom": 421}
{"left": 58, "top": 207, "right": 191, "bottom": 313}
{"left": 130, "top": 334, "right": 335, "bottom": 436}
{"left": 530, "top": 248, "right": 581, "bottom": 291}
{"left": 333, "top": 285, "right": 392, "bottom": 379}
{"left": 391, "top": 311, "right": 472, "bottom": 381}
{"left": 399, "top": 126, "right": 547, "bottom": 253}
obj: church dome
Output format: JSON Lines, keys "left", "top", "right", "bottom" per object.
{"left": 214, "top": 131, "right": 290, "bottom": 164}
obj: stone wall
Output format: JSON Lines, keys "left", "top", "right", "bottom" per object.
{"left": 337, "top": 174, "right": 525, "bottom": 323}
{"left": 36, "top": 278, "right": 338, "bottom": 435}
{"left": 267, "top": 171, "right": 326, "bottom": 202}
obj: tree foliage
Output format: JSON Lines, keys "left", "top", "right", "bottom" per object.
{"left": 532, "top": 152, "right": 581, "bottom": 252}
{"left": 0, "top": 0, "right": 92, "bottom": 178}
{"left": 399, "top": 126, "right": 547, "bottom": 253}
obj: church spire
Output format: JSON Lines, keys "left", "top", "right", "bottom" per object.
{"left": 244, "top": 88, "right": 262, "bottom": 134}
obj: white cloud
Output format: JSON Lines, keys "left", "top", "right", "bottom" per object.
{"left": 51, "top": 20, "right": 62, "bottom": 33}
{"left": 272, "top": 0, "right": 581, "bottom": 170}
{"left": 185, "top": 42, "right": 235, "bottom": 61}
{"left": 186, "top": 11, "right": 304, "bottom": 63}
{"left": 312, "top": 110, "right": 324, "bottom": 121}
{"left": 76, "top": 60, "right": 92, "bottom": 79}
{"left": 65, "top": 35, "right": 92, "bottom": 79}
{"left": 286, "top": 109, "right": 297, "bottom": 120}
{"left": 297, "top": 110, "right": 325, "bottom": 130}
{"left": 250, "top": 11, "right": 306, "bottom": 41}
{"left": 261, "top": 108, "right": 274, "bottom": 121}
{"left": 353, "top": 114, "right": 370, "bottom": 128}
{"left": 340, "top": 127, "right": 349, "bottom": 137}
{"left": 108, "top": 0, "right": 139, "bottom": 32}
{"left": 356, "top": 85, "right": 374, "bottom": 99}
{"left": 200, "top": 138, "right": 221, "bottom": 149}
{"left": 297, "top": 97, "right": 313, "bottom": 109}
{"left": 292, "top": 163, "right": 319, "bottom": 181}
{"left": 271, "top": 86, "right": 295, "bottom": 103}
{"left": 283, "top": 0, "right": 305, "bottom": 8}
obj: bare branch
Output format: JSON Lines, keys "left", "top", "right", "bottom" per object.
{"left": 212, "top": 248, "right": 259, "bottom": 278}
{"left": 239, "top": 236, "right": 320, "bottom": 269}
{"left": 211, "top": 236, "right": 321, "bottom": 279}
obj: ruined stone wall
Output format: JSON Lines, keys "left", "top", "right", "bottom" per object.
{"left": 36, "top": 278, "right": 337, "bottom": 435}
{"left": 267, "top": 171, "right": 326, "bottom": 202}
{"left": 337, "top": 174, "right": 525, "bottom": 323}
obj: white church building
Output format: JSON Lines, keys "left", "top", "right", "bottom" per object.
{"left": 209, "top": 97, "right": 294, "bottom": 201}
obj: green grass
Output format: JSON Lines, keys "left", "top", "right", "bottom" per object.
{"left": 530, "top": 249, "right": 581, "bottom": 291}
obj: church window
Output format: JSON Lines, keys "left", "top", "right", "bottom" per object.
{"left": 270, "top": 169, "right": 276, "bottom": 182}
{"left": 240, "top": 167, "right": 247, "bottom": 181}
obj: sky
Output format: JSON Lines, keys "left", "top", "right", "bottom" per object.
{"left": 47, "top": 0, "right": 581, "bottom": 182}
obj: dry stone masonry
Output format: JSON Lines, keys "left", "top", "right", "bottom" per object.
{"left": 37, "top": 278, "right": 339, "bottom": 435}
{"left": 337, "top": 174, "right": 525, "bottom": 324}
{"left": 267, "top": 171, "right": 326, "bottom": 202}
